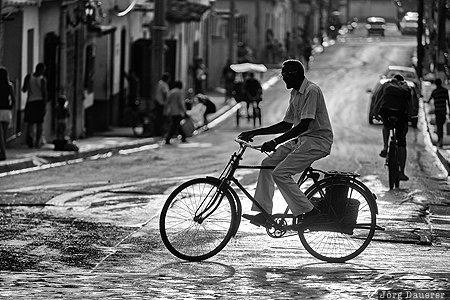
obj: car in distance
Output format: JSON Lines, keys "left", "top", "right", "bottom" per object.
{"left": 382, "top": 65, "right": 421, "bottom": 94}
{"left": 367, "top": 78, "right": 419, "bottom": 128}
{"left": 400, "top": 12, "right": 418, "bottom": 35}
{"left": 366, "top": 17, "right": 386, "bottom": 36}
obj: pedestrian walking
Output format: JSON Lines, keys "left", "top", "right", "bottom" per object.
{"left": 164, "top": 81, "right": 187, "bottom": 144}
{"left": 303, "top": 38, "right": 313, "bottom": 71}
{"left": 22, "top": 62, "right": 47, "bottom": 148}
{"left": 427, "top": 78, "right": 450, "bottom": 148}
{"left": 237, "top": 59, "right": 333, "bottom": 228}
{"left": 154, "top": 73, "right": 170, "bottom": 136}
{"left": 193, "top": 58, "right": 207, "bottom": 94}
{"left": 221, "top": 59, "right": 236, "bottom": 103}
{"left": 124, "top": 70, "right": 140, "bottom": 107}
{"left": 0, "top": 67, "right": 15, "bottom": 161}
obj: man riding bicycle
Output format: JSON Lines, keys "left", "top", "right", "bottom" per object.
{"left": 238, "top": 59, "right": 333, "bottom": 228}
{"left": 372, "top": 74, "right": 411, "bottom": 181}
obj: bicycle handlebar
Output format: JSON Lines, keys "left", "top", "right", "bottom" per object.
{"left": 234, "top": 138, "right": 263, "bottom": 150}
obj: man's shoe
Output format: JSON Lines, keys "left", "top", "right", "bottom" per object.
{"left": 288, "top": 207, "right": 321, "bottom": 231}
{"left": 399, "top": 173, "right": 409, "bottom": 181}
{"left": 242, "top": 213, "right": 268, "bottom": 227}
{"left": 379, "top": 149, "right": 387, "bottom": 158}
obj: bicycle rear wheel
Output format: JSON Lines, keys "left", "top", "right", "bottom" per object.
{"left": 298, "top": 178, "right": 376, "bottom": 263}
{"left": 159, "top": 178, "right": 237, "bottom": 261}
{"left": 388, "top": 141, "right": 400, "bottom": 189}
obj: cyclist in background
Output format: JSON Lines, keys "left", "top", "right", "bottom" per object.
{"left": 373, "top": 74, "right": 411, "bottom": 181}
{"left": 238, "top": 59, "right": 333, "bottom": 228}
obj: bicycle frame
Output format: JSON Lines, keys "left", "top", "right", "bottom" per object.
{"left": 196, "top": 139, "right": 380, "bottom": 233}
{"left": 211, "top": 141, "right": 326, "bottom": 228}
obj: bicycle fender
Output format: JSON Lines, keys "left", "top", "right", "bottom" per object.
{"left": 206, "top": 176, "right": 242, "bottom": 237}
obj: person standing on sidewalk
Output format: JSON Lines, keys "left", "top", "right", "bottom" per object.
{"left": 428, "top": 78, "right": 450, "bottom": 148}
{"left": 154, "top": 73, "right": 170, "bottom": 136}
{"left": 0, "top": 67, "right": 16, "bottom": 161}
{"left": 164, "top": 81, "right": 187, "bottom": 144}
{"left": 22, "top": 63, "right": 47, "bottom": 148}
{"left": 237, "top": 59, "right": 333, "bottom": 228}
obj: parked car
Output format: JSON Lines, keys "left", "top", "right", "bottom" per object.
{"left": 366, "top": 17, "right": 386, "bottom": 36}
{"left": 367, "top": 78, "right": 419, "bottom": 128}
{"left": 400, "top": 12, "right": 418, "bottom": 35}
{"left": 381, "top": 65, "right": 421, "bottom": 94}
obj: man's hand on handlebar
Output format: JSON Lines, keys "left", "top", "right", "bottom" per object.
{"left": 261, "top": 140, "right": 277, "bottom": 153}
{"left": 238, "top": 131, "right": 256, "bottom": 142}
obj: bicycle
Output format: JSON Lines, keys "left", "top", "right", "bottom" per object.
{"left": 159, "top": 139, "right": 384, "bottom": 263}
{"left": 385, "top": 116, "right": 400, "bottom": 189}
{"left": 236, "top": 100, "right": 262, "bottom": 128}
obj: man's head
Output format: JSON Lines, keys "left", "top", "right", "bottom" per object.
{"left": 58, "top": 95, "right": 67, "bottom": 106}
{"left": 435, "top": 78, "right": 442, "bottom": 87}
{"left": 393, "top": 74, "right": 404, "bottom": 82}
{"left": 162, "top": 73, "right": 170, "bottom": 82}
{"left": 281, "top": 59, "right": 305, "bottom": 90}
{"left": 174, "top": 80, "right": 183, "bottom": 89}
{"left": 35, "top": 63, "right": 46, "bottom": 75}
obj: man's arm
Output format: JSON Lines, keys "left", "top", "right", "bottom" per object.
{"left": 238, "top": 121, "right": 292, "bottom": 141}
{"left": 41, "top": 78, "right": 48, "bottom": 102}
{"left": 273, "top": 119, "right": 311, "bottom": 145}
{"left": 261, "top": 119, "right": 312, "bottom": 152}
{"left": 22, "top": 74, "right": 30, "bottom": 93}
{"left": 372, "top": 83, "right": 385, "bottom": 118}
{"left": 9, "top": 85, "right": 15, "bottom": 107}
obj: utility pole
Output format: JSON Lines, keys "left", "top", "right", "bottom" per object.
{"left": 151, "top": 0, "right": 166, "bottom": 109}
{"left": 0, "top": 0, "right": 4, "bottom": 65}
{"left": 417, "top": 0, "right": 424, "bottom": 78}
{"left": 437, "top": 0, "right": 446, "bottom": 76}
{"left": 346, "top": 0, "right": 350, "bottom": 23}
{"left": 228, "top": 0, "right": 235, "bottom": 62}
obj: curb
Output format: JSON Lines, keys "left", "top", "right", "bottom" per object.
{"left": 0, "top": 138, "right": 158, "bottom": 177}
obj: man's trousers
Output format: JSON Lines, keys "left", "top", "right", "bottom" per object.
{"left": 252, "top": 139, "right": 328, "bottom": 216}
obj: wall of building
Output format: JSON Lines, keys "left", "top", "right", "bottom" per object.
{"left": 21, "top": 7, "right": 39, "bottom": 108}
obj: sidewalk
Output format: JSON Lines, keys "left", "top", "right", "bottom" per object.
{"left": 0, "top": 69, "right": 281, "bottom": 176}
{"left": 421, "top": 80, "right": 450, "bottom": 175}
{"left": 0, "top": 95, "right": 231, "bottom": 176}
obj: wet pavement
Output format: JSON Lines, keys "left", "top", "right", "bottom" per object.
{"left": 1, "top": 35, "right": 450, "bottom": 299}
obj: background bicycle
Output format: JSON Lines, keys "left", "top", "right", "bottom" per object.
{"left": 386, "top": 116, "right": 401, "bottom": 189}
{"left": 231, "top": 63, "right": 266, "bottom": 128}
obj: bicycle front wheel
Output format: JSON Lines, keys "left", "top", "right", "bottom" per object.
{"left": 388, "top": 141, "right": 400, "bottom": 189}
{"left": 298, "top": 178, "right": 376, "bottom": 263}
{"left": 159, "top": 178, "right": 237, "bottom": 261}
